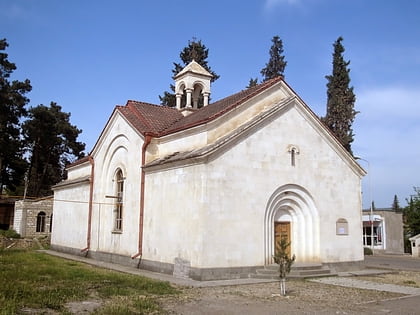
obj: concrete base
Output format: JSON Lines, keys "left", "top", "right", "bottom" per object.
{"left": 50, "top": 245, "right": 365, "bottom": 281}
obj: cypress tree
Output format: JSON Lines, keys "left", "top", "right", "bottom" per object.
{"left": 261, "top": 35, "right": 287, "bottom": 81}
{"left": 392, "top": 194, "right": 401, "bottom": 212}
{"left": 159, "top": 38, "right": 219, "bottom": 107}
{"left": 246, "top": 78, "right": 258, "bottom": 89}
{"left": 323, "top": 36, "right": 357, "bottom": 154}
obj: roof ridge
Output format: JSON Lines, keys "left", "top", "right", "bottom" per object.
{"left": 127, "top": 100, "right": 160, "bottom": 107}
{"left": 126, "top": 101, "right": 153, "bottom": 130}
{"left": 208, "top": 76, "right": 283, "bottom": 116}
{"left": 158, "top": 76, "right": 283, "bottom": 136}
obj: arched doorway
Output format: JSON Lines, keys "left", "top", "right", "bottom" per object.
{"left": 264, "top": 184, "right": 320, "bottom": 264}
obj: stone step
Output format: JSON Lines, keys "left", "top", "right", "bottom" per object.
{"left": 251, "top": 264, "right": 336, "bottom": 279}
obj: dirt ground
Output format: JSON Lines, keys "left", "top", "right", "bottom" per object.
{"left": 157, "top": 272, "right": 420, "bottom": 314}
{"left": 21, "top": 270, "right": 420, "bottom": 314}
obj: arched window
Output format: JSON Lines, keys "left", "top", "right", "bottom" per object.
{"left": 114, "top": 169, "right": 124, "bottom": 232}
{"left": 287, "top": 145, "right": 300, "bottom": 167}
{"left": 36, "top": 211, "right": 46, "bottom": 232}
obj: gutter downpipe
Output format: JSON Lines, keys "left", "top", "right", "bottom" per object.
{"left": 81, "top": 155, "right": 94, "bottom": 254}
{"left": 132, "top": 134, "right": 152, "bottom": 260}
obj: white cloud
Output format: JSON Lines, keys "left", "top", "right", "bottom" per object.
{"left": 353, "top": 86, "right": 420, "bottom": 207}
{"left": 356, "top": 86, "right": 420, "bottom": 122}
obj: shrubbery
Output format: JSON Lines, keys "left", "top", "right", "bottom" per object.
{"left": 0, "top": 229, "right": 21, "bottom": 239}
{"left": 364, "top": 247, "right": 373, "bottom": 255}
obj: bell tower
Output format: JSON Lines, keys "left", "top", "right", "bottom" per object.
{"left": 174, "top": 60, "right": 213, "bottom": 114}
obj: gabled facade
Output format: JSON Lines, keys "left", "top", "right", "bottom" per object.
{"left": 51, "top": 62, "right": 366, "bottom": 280}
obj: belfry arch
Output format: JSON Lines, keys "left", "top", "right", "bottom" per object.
{"left": 264, "top": 184, "right": 320, "bottom": 264}
{"left": 174, "top": 60, "right": 212, "bottom": 110}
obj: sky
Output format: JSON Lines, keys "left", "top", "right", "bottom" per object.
{"left": 1, "top": 0, "right": 419, "bottom": 209}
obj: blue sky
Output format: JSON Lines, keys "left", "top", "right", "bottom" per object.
{"left": 1, "top": 0, "right": 419, "bottom": 208}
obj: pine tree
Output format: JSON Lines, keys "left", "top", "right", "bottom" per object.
{"left": 261, "top": 35, "right": 287, "bottom": 81}
{"left": 323, "top": 37, "right": 357, "bottom": 154}
{"left": 273, "top": 237, "right": 295, "bottom": 296}
{"left": 0, "top": 39, "right": 32, "bottom": 193}
{"left": 22, "top": 102, "right": 85, "bottom": 197}
{"left": 159, "top": 38, "right": 219, "bottom": 107}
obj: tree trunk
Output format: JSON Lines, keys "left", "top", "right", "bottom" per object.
{"left": 280, "top": 278, "right": 286, "bottom": 296}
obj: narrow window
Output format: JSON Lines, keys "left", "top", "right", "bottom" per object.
{"left": 291, "top": 148, "right": 296, "bottom": 167}
{"left": 36, "top": 211, "right": 46, "bottom": 232}
{"left": 49, "top": 214, "right": 53, "bottom": 233}
{"left": 287, "top": 145, "right": 299, "bottom": 167}
{"left": 114, "top": 169, "right": 124, "bottom": 232}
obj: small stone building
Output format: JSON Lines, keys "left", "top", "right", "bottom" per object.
{"left": 13, "top": 197, "right": 53, "bottom": 238}
{"left": 362, "top": 207, "right": 404, "bottom": 254}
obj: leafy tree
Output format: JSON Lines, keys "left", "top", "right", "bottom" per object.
{"left": 392, "top": 194, "right": 401, "bottom": 212}
{"left": 322, "top": 37, "right": 357, "bottom": 154}
{"left": 159, "top": 38, "right": 219, "bottom": 107}
{"left": 404, "top": 187, "right": 420, "bottom": 237}
{"left": 0, "top": 39, "right": 32, "bottom": 193}
{"left": 22, "top": 102, "right": 85, "bottom": 197}
{"left": 246, "top": 78, "right": 258, "bottom": 89}
{"left": 261, "top": 35, "right": 287, "bottom": 81}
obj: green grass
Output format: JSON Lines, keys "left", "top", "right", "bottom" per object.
{"left": 0, "top": 249, "right": 178, "bottom": 314}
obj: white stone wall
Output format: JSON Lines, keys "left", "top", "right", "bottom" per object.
{"left": 143, "top": 164, "right": 207, "bottom": 266}
{"left": 203, "top": 104, "right": 362, "bottom": 266}
{"left": 52, "top": 113, "right": 143, "bottom": 256}
{"left": 52, "top": 82, "right": 364, "bottom": 270}
{"left": 66, "top": 161, "right": 91, "bottom": 180}
{"left": 153, "top": 83, "right": 289, "bottom": 162}
{"left": 143, "top": 101, "right": 363, "bottom": 269}
{"left": 52, "top": 183, "right": 90, "bottom": 249}
{"left": 12, "top": 206, "right": 24, "bottom": 236}
{"left": 88, "top": 113, "right": 143, "bottom": 256}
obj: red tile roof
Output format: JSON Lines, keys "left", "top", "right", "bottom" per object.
{"left": 117, "top": 76, "right": 283, "bottom": 137}
{"left": 118, "top": 101, "right": 183, "bottom": 136}
{"left": 66, "top": 77, "right": 284, "bottom": 169}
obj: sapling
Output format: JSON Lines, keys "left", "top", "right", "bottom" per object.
{"left": 273, "top": 238, "right": 295, "bottom": 296}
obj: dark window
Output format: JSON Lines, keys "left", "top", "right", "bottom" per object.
{"left": 49, "top": 214, "right": 53, "bottom": 233}
{"left": 36, "top": 211, "right": 46, "bottom": 232}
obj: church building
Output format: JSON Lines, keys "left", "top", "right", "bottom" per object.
{"left": 51, "top": 61, "right": 366, "bottom": 280}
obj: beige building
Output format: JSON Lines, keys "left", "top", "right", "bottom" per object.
{"left": 51, "top": 61, "right": 366, "bottom": 280}
{"left": 362, "top": 208, "right": 404, "bottom": 254}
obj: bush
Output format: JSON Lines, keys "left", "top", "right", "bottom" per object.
{"left": 0, "top": 229, "right": 21, "bottom": 239}
{"left": 364, "top": 247, "right": 373, "bottom": 255}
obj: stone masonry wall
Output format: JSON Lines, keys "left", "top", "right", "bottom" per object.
{"left": 13, "top": 198, "right": 53, "bottom": 238}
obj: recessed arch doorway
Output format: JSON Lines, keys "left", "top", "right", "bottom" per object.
{"left": 264, "top": 184, "right": 320, "bottom": 264}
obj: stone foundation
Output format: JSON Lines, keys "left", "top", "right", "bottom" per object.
{"left": 49, "top": 245, "right": 365, "bottom": 281}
